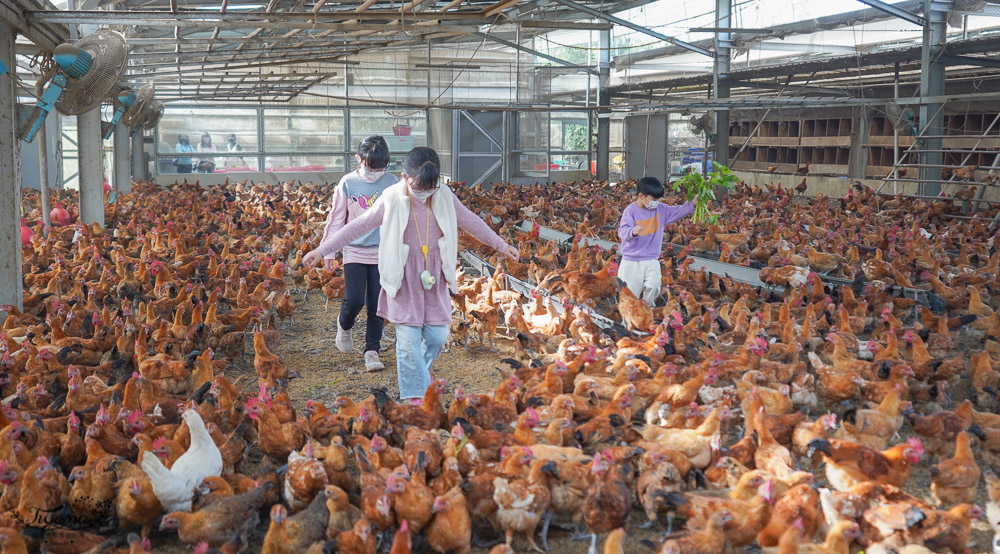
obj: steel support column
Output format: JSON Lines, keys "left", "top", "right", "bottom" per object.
{"left": 919, "top": 0, "right": 948, "bottom": 197}
{"left": 713, "top": 0, "right": 731, "bottom": 168}
{"left": 78, "top": 108, "right": 104, "bottom": 226}
{"left": 114, "top": 123, "right": 130, "bottom": 193}
{"left": 132, "top": 132, "right": 144, "bottom": 182}
{"left": 596, "top": 28, "right": 610, "bottom": 180}
{"left": 37, "top": 83, "right": 51, "bottom": 233}
{"left": 0, "top": 24, "right": 22, "bottom": 311}
{"left": 849, "top": 106, "right": 871, "bottom": 179}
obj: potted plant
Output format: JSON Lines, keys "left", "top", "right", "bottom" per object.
{"left": 672, "top": 162, "right": 739, "bottom": 224}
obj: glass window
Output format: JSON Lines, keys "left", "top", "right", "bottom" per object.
{"left": 215, "top": 155, "right": 260, "bottom": 172}
{"left": 158, "top": 154, "right": 261, "bottom": 174}
{"left": 264, "top": 155, "right": 347, "bottom": 172}
{"left": 552, "top": 154, "right": 590, "bottom": 171}
{"left": 669, "top": 112, "right": 710, "bottom": 175}
{"left": 550, "top": 111, "right": 590, "bottom": 151}
{"left": 156, "top": 107, "right": 259, "bottom": 153}
{"left": 349, "top": 108, "right": 427, "bottom": 172}
{"left": 610, "top": 116, "right": 625, "bottom": 150}
{"left": 60, "top": 116, "right": 79, "bottom": 190}
{"left": 519, "top": 153, "right": 552, "bottom": 175}
{"left": 264, "top": 107, "right": 345, "bottom": 153}
{"left": 518, "top": 112, "right": 548, "bottom": 151}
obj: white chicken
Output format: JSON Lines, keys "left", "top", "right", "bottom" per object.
{"left": 986, "top": 470, "right": 1000, "bottom": 554}
{"left": 140, "top": 409, "right": 222, "bottom": 512}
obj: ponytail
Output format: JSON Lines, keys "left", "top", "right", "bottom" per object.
{"left": 402, "top": 146, "right": 440, "bottom": 190}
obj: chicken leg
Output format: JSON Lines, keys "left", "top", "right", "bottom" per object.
{"left": 471, "top": 523, "right": 502, "bottom": 549}
{"left": 540, "top": 511, "right": 552, "bottom": 551}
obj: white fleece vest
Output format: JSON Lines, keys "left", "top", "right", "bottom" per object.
{"left": 378, "top": 181, "right": 458, "bottom": 298}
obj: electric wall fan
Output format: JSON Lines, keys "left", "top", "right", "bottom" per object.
{"left": 21, "top": 30, "right": 129, "bottom": 143}
{"left": 129, "top": 98, "right": 164, "bottom": 138}
{"left": 101, "top": 84, "right": 140, "bottom": 140}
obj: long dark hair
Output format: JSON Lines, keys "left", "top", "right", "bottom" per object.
{"left": 357, "top": 135, "right": 389, "bottom": 170}
{"left": 402, "top": 146, "right": 440, "bottom": 191}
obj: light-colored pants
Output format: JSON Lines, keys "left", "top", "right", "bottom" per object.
{"left": 395, "top": 324, "right": 449, "bottom": 399}
{"left": 619, "top": 259, "right": 662, "bottom": 305}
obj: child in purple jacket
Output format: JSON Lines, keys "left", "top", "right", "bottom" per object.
{"left": 617, "top": 176, "right": 694, "bottom": 305}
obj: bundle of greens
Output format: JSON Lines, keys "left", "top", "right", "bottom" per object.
{"left": 672, "top": 162, "right": 739, "bottom": 224}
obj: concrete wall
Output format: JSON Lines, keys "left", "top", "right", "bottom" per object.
{"left": 155, "top": 168, "right": 594, "bottom": 188}
{"left": 732, "top": 171, "right": 880, "bottom": 197}
{"left": 157, "top": 171, "right": 349, "bottom": 186}
{"left": 733, "top": 169, "right": 1000, "bottom": 208}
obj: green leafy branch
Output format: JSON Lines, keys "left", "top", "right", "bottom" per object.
{"left": 671, "top": 162, "right": 739, "bottom": 224}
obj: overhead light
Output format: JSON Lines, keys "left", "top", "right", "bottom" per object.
{"left": 192, "top": 4, "right": 265, "bottom": 9}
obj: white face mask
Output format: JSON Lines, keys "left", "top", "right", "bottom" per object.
{"left": 647, "top": 200, "right": 660, "bottom": 209}
{"left": 408, "top": 184, "right": 434, "bottom": 202}
{"left": 358, "top": 166, "right": 386, "bottom": 182}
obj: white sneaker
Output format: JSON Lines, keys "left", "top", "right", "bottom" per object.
{"left": 335, "top": 324, "right": 354, "bottom": 353}
{"left": 364, "top": 351, "right": 385, "bottom": 372}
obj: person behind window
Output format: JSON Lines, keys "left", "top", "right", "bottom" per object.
{"left": 225, "top": 133, "right": 245, "bottom": 168}
{"left": 173, "top": 133, "right": 193, "bottom": 174}
{"left": 196, "top": 133, "right": 216, "bottom": 173}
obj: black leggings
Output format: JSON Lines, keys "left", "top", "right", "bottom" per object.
{"left": 339, "top": 263, "right": 384, "bottom": 353}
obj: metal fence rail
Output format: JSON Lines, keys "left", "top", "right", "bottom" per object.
{"left": 509, "top": 220, "right": 942, "bottom": 309}
{"left": 458, "top": 250, "right": 627, "bottom": 333}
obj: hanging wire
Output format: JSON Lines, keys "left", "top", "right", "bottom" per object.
{"left": 30, "top": 51, "right": 55, "bottom": 75}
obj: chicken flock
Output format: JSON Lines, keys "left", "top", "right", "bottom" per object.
{"left": 0, "top": 176, "right": 999, "bottom": 554}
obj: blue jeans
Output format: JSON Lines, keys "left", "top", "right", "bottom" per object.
{"left": 395, "top": 324, "right": 449, "bottom": 399}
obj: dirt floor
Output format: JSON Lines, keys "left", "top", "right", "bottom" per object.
{"left": 273, "top": 292, "right": 513, "bottom": 413}
{"left": 163, "top": 283, "right": 996, "bottom": 553}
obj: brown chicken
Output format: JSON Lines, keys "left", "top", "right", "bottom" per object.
{"left": 253, "top": 330, "right": 296, "bottom": 381}
{"left": 283, "top": 441, "right": 329, "bottom": 513}
{"left": 493, "top": 457, "right": 557, "bottom": 552}
{"left": 618, "top": 286, "right": 654, "bottom": 332}
{"left": 912, "top": 503, "right": 985, "bottom": 554}
{"left": 387, "top": 464, "right": 435, "bottom": 533}
{"left": 372, "top": 380, "right": 447, "bottom": 432}
{"left": 426, "top": 485, "right": 472, "bottom": 554}
{"left": 655, "top": 511, "right": 732, "bottom": 554}
{"left": 929, "top": 430, "right": 981, "bottom": 506}
{"left": 807, "top": 437, "right": 923, "bottom": 491}
{"left": 262, "top": 492, "right": 330, "bottom": 554}
{"left": 159, "top": 483, "right": 272, "bottom": 549}
{"left": 756, "top": 483, "right": 820, "bottom": 547}
{"left": 246, "top": 397, "right": 307, "bottom": 461}
{"left": 325, "top": 484, "right": 361, "bottom": 537}
{"left": 336, "top": 518, "right": 377, "bottom": 554}
{"left": 16, "top": 456, "right": 70, "bottom": 527}
{"left": 583, "top": 451, "right": 632, "bottom": 554}
{"left": 354, "top": 447, "right": 395, "bottom": 533}
{"left": 116, "top": 471, "right": 163, "bottom": 539}
{"left": 544, "top": 261, "right": 621, "bottom": 306}
{"left": 665, "top": 477, "right": 775, "bottom": 547}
